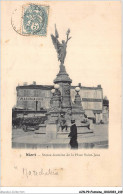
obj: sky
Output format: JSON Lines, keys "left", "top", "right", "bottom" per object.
{"left": 1, "top": 1, "right": 121, "bottom": 105}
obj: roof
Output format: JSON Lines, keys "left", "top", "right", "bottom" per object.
{"left": 85, "top": 110, "right": 95, "bottom": 118}
{"left": 17, "top": 84, "right": 102, "bottom": 90}
{"left": 16, "top": 85, "right": 54, "bottom": 90}
{"left": 71, "top": 86, "right": 102, "bottom": 90}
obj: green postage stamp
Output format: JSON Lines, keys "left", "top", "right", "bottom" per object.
{"left": 22, "top": 4, "right": 49, "bottom": 36}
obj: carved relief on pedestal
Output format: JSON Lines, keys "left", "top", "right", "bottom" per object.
{"left": 63, "top": 83, "right": 70, "bottom": 95}
{"left": 49, "top": 107, "right": 60, "bottom": 113}
{"left": 61, "top": 83, "right": 71, "bottom": 108}
{"left": 65, "top": 108, "right": 72, "bottom": 126}
{"left": 47, "top": 108, "right": 60, "bottom": 124}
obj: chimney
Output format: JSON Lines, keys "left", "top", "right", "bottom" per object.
{"left": 33, "top": 81, "right": 36, "bottom": 85}
{"left": 97, "top": 84, "right": 101, "bottom": 88}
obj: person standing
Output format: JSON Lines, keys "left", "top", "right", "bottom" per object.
{"left": 68, "top": 120, "right": 78, "bottom": 149}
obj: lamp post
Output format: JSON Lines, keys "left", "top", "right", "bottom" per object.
{"left": 75, "top": 86, "right": 80, "bottom": 94}
{"left": 74, "top": 87, "right": 82, "bottom": 106}
{"left": 50, "top": 84, "right": 61, "bottom": 108}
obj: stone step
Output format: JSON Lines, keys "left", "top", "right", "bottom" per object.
{"left": 34, "top": 126, "right": 93, "bottom": 137}
{"left": 57, "top": 127, "right": 93, "bottom": 133}
{"left": 57, "top": 128, "right": 94, "bottom": 138}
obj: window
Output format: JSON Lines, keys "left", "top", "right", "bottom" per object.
{"left": 24, "top": 90, "right": 27, "bottom": 96}
{"left": 34, "top": 90, "right": 39, "bottom": 97}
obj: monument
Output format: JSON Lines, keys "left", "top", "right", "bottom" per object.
{"left": 45, "top": 25, "right": 93, "bottom": 139}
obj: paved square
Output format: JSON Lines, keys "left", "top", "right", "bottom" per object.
{"left": 12, "top": 124, "right": 108, "bottom": 149}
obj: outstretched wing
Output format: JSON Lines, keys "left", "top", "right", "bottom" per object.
{"left": 51, "top": 34, "right": 62, "bottom": 55}
{"left": 55, "top": 24, "right": 59, "bottom": 38}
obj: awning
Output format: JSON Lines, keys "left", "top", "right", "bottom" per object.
{"left": 85, "top": 110, "right": 95, "bottom": 118}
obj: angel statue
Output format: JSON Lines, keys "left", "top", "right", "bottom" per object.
{"left": 51, "top": 25, "right": 72, "bottom": 65}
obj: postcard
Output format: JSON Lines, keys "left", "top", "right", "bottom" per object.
{"left": 1, "top": 1, "right": 122, "bottom": 187}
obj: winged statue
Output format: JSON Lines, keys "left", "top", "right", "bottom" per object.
{"left": 51, "top": 25, "right": 71, "bottom": 65}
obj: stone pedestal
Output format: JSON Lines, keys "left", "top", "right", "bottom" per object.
{"left": 45, "top": 63, "right": 93, "bottom": 141}
{"left": 54, "top": 64, "right": 72, "bottom": 121}
{"left": 72, "top": 90, "right": 85, "bottom": 126}
{"left": 46, "top": 87, "right": 61, "bottom": 140}
{"left": 54, "top": 65, "right": 72, "bottom": 107}
{"left": 72, "top": 110, "right": 85, "bottom": 126}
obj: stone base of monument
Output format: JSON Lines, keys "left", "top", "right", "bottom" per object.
{"left": 57, "top": 126, "right": 94, "bottom": 138}
{"left": 46, "top": 123, "right": 57, "bottom": 140}
{"left": 34, "top": 123, "right": 94, "bottom": 139}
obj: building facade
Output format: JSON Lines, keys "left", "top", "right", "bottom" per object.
{"left": 71, "top": 84, "right": 103, "bottom": 114}
{"left": 15, "top": 82, "right": 103, "bottom": 114}
{"left": 16, "top": 83, "right": 53, "bottom": 111}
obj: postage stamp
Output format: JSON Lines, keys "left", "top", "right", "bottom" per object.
{"left": 22, "top": 4, "right": 49, "bottom": 36}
